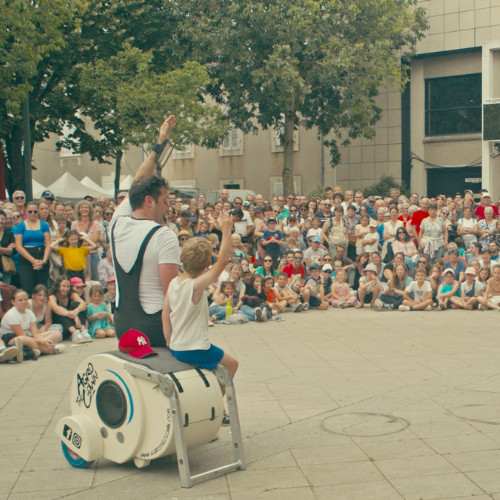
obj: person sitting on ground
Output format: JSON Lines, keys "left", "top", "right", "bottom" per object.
{"left": 50, "top": 230, "right": 97, "bottom": 282}
{"left": 29, "top": 284, "right": 63, "bottom": 338}
{"left": 0, "top": 289, "right": 63, "bottom": 358}
{"left": 87, "top": 284, "right": 115, "bottom": 338}
{"left": 330, "top": 269, "right": 357, "bottom": 308}
{"left": 436, "top": 268, "right": 460, "bottom": 310}
{"left": 97, "top": 247, "right": 115, "bottom": 287}
{"left": 444, "top": 248, "right": 466, "bottom": 283}
{"left": 457, "top": 267, "right": 483, "bottom": 310}
{"left": 49, "top": 278, "right": 91, "bottom": 343}
{"left": 380, "top": 263, "right": 411, "bottom": 310}
{"left": 321, "top": 264, "right": 333, "bottom": 300}
{"left": 399, "top": 268, "right": 433, "bottom": 311}
{"left": 479, "top": 264, "right": 500, "bottom": 310}
{"left": 104, "top": 275, "right": 117, "bottom": 313}
{"left": 162, "top": 211, "right": 238, "bottom": 426}
{"left": 282, "top": 249, "right": 305, "bottom": 283}
{"left": 478, "top": 266, "right": 491, "bottom": 286}
{"left": 242, "top": 274, "right": 270, "bottom": 321}
{"left": 230, "top": 233, "right": 246, "bottom": 261}
{"left": 255, "top": 254, "right": 278, "bottom": 278}
{"left": 356, "top": 262, "right": 383, "bottom": 308}
{"left": 0, "top": 336, "right": 21, "bottom": 363}
{"left": 353, "top": 252, "right": 370, "bottom": 290}
{"left": 274, "top": 272, "right": 303, "bottom": 311}
{"left": 303, "top": 263, "right": 329, "bottom": 310}
{"left": 263, "top": 276, "right": 287, "bottom": 314}
{"left": 209, "top": 281, "right": 239, "bottom": 322}
{"left": 304, "top": 236, "right": 326, "bottom": 268}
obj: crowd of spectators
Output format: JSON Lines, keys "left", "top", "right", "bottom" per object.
{"left": 0, "top": 183, "right": 499, "bottom": 363}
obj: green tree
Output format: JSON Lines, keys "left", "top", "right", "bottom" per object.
{"left": 63, "top": 45, "right": 226, "bottom": 196}
{"left": 0, "top": 0, "right": 190, "bottom": 197}
{"left": 0, "top": 0, "right": 87, "bottom": 196}
{"left": 180, "top": 0, "right": 428, "bottom": 194}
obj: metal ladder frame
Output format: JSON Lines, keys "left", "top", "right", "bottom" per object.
{"left": 125, "top": 363, "right": 245, "bottom": 488}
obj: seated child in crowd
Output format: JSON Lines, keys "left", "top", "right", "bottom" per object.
{"left": 0, "top": 289, "right": 63, "bottom": 358}
{"left": 86, "top": 284, "right": 115, "bottom": 338}
{"left": 263, "top": 276, "right": 287, "bottom": 314}
{"left": 436, "top": 268, "right": 460, "bottom": 310}
{"left": 330, "top": 269, "right": 357, "bottom": 308}
{"left": 356, "top": 262, "right": 383, "bottom": 308}
{"left": 480, "top": 264, "right": 500, "bottom": 310}
{"left": 303, "top": 263, "right": 329, "bottom": 310}
{"left": 457, "top": 267, "right": 483, "bottom": 310}
{"left": 274, "top": 272, "right": 304, "bottom": 312}
{"left": 399, "top": 268, "right": 434, "bottom": 311}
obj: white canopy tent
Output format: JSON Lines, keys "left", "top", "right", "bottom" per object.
{"left": 46, "top": 172, "right": 108, "bottom": 200}
{"left": 120, "top": 175, "right": 133, "bottom": 190}
{"left": 32, "top": 179, "right": 47, "bottom": 198}
{"left": 80, "top": 176, "right": 114, "bottom": 196}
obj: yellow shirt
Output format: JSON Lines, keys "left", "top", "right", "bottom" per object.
{"left": 58, "top": 246, "right": 89, "bottom": 271}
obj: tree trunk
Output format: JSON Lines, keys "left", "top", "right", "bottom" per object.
{"left": 281, "top": 109, "right": 295, "bottom": 196}
{"left": 114, "top": 151, "right": 122, "bottom": 199}
{"left": 4, "top": 124, "right": 26, "bottom": 197}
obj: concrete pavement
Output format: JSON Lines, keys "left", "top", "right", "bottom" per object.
{"left": 2, "top": 308, "right": 500, "bottom": 499}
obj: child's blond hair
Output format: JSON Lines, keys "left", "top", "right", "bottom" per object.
{"left": 181, "top": 237, "right": 213, "bottom": 276}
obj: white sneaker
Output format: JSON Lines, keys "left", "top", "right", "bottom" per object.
{"left": 0, "top": 346, "right": 18, "bottom": 363}
{"left": 32, "top": 349, "right": 41, "bottom": 359}
{"left": 71, "top": 330, "right": 86, "bottom": 344}
{"left": 80, "top": 329, "right": 94, "bottom": 343}
{"left": 52, "top": 343, "right": 65, "bottom": 354}
{"left": 255, "top": 307, "right": 263, "bottom": 322}
{"left": 399, "top": 305, "right": 411, "bottom": 312}
{"left": 261, "top": 307, "right": 268, "bottom": 322}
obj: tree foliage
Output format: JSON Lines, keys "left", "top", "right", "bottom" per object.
{"left": 179, "top": 0, "right": 428, "bottom": 194}
{"left": 0, "top": 0, "right": 225, "bottom": 196}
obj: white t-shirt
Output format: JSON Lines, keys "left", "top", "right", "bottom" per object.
{"left": 362, "top": 231, "right": 380, "bottom": 253}
{"left": 406, "top": 280, "right": 432, "bottom": 302}
{"left": 0, "top": 308, "right": 36, "bottom": 337}
{"left": 111, "top": 199, "right": 180, "bottom": 314}
{"left": 233, "top": 210, "right": 254, "bottom": 237}
{"left": 461, "top": 280, "right": 483, "bottom": 297}
{"left": 168, "top": 277, "right": 209, "bottom": 351}
{"left": 304, "top": 247, "right": 325, "bottom": 264}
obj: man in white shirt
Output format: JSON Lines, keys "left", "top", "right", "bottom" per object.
{"left": 111, "top": 116, "right": 179, "bottom": 347}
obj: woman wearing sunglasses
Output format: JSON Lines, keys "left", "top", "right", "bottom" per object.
{"left": 14, "top": 201, "right": 52, "bottom": 293}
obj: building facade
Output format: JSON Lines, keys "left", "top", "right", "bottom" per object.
{"left": 32, "top": 0, "right": 500, "bottom": 200}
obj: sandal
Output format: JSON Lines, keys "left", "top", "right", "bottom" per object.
{"left": 370, "top": 303, "right": 378, "bottom": 309}
{"left": 355, "top": 302, "right": 363, "bottom": 309}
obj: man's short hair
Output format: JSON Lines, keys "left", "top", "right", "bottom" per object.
{"left": 129, "top": 176, "right": 168, "bottom": 210}
{"left": 181, "top": 237, "right": 212, "bottom": 275}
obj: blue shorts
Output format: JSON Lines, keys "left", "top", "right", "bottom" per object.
{"left": 170, "top": 344, "right": 224, "bottom": 370}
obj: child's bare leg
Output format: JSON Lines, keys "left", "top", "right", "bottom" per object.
{"left": 449, "top": 296, "right": 463, "bottom": 309}
{"left": 413, "top": 298, "right": 433, "bottom": 310}
{"left": 301, "top": 288, "right": 311, "bottom": 303}
{"left": 94, "top": 328, "right": 106, "bottom": 338}
{"left": 41, "top": 330, "right": 63, "bottom": 344}
{"left": 319, "top": 301, "right": 329, "bottom": 310}
{"left": 10, "top": 335, "right": 37, "bottom": 350}
{"left": 370, "top": 288, "right": 381, "bottom": 307}
{"left": 357, "top": 288, "right": 366, "bottom": 307}
{"left": 218, "top": 352, "right": 238, "bottom": 396}
{"left": 106, "top": 328, "right": 116, "bottom": 337}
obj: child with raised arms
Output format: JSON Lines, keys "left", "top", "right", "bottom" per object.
{"left": 162, "top": 211, "right": 238, "bottom": 420}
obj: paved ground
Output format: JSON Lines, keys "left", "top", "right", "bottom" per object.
{"left": 2, "top": 308, "right": 500, "bottom": 499}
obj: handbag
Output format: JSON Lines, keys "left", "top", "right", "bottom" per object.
{"left": 1, "top": 255, "right": 16, "bottom": 274}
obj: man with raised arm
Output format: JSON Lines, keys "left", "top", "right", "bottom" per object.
{"left": 110, "top": 116, "right": 179, "bottom": 346}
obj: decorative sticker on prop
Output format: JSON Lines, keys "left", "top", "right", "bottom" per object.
{"left": 63, "top": 424, "right": 82, "bottom": 449}
{"left": 76, "top": 362, "right": 98, "bottom": 408}
{"left": 139, "top": 409, "right": 172, "bottom": 459}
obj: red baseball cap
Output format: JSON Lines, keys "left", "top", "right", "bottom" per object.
{"left": 70, "top": 277, "right": 85, "bottom": 287}
{"left": 118, "top": 330, "right": 157, "bottom": 359}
